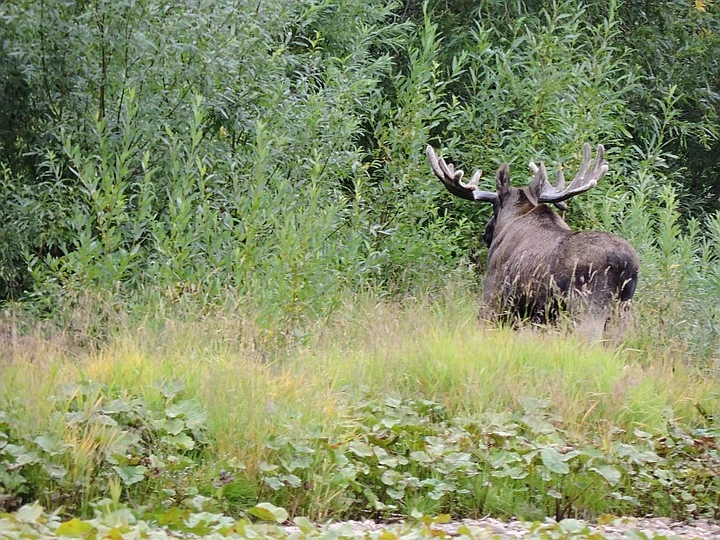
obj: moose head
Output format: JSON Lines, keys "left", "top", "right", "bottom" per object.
{"left": 426, "top": 143, "right": 639, "bottom": 339}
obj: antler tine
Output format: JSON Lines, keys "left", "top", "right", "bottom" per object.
{"left": 530, "top": 161, "right": 565, "bottom": 191}
{"left": 426, "top": 145, "right": 497, "bottom": 203}
{"left": 538, "top": 143, "right": 607, "bottom": 204}
{"left": 529, "top": 160, "right": 568, "bottom": 210}
{"left": 555, "top": 167, "right": 565, "bottom": 191}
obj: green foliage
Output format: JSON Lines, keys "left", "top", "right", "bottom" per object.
{"left": 249, "top": 397, "right": 720, "bottom": 521}
{"left": 1, "top": 0, "right": 720, "bottom": 367}
{"left": 0, "top": 379, "right": 209, "bottom": 515}
{"left": 0, "top": 0, "right": 406, "bottom": 324}
{"left": 0, "top": 502, "right": 693, "bottom": 539}
{"left": 2, "top": 391, "right": 719, "bottom": 524}
{"left": 1, "top": 5, "right": 720, "bottom": 533}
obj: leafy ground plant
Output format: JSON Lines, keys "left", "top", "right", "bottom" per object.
{"left": 1, "top": 298, "right": 719, "bottom": 525}
{"left": 0, "top": 502, "right": 711, "bottom": 539}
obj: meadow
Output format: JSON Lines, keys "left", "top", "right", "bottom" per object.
{"left": 1, "top": 0, "right": 720, "bottom": 537}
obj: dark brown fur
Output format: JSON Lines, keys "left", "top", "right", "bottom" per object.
{"left": 483, "top": 169, "right": 639, "bottom": 330}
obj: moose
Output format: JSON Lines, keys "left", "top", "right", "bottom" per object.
{"left": 426, "top": 143, "right": 639, "bottom": 338}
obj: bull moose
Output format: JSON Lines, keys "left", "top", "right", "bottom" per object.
{"left": 426, "top": 143, "right": 639, "bottom": 338}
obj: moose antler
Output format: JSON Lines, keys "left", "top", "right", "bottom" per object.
{"left": 529, "top": 143, "right": 607, "bottom": 204}
{"left": 426, "top": 145, "right": 498, "bottom": 203}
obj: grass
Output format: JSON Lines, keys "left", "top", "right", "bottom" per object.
{"left": 1, "top": 292, "right": 719, "bottom": 522}
{"left": 2, "top": 293, "right": 717, "bottom": 446}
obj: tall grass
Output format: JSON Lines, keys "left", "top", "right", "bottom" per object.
{"left": 3, "top": 294, "right": 716, "bottom": 445}
{"left": 2, "top": 294, "right": 718, "bottom": 519}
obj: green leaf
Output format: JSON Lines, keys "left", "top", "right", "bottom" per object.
{"left": 165, "top": 400, "right": 207, "bottom": 429}
{"left": 590, "top": 465, "right": 622, "bottom": 486}
{"left": 227, "top": 457, "right": 246, "bottom": 470}
{"left": 374, "top": 446, "right": 398, "bottom": 467}
{"left": 113, "top": 465, "right": 147, "bottom": 485}
{"left": 283, "top": 454, "right": 312, "bottom": 472}
{"left": 263, "top": 476, "right": 285, "bottom": 490}
{"left": 34, "top": 435, "right": 70, "bottom": 456}
{"left": 56, "top": 518, "right": 96, "bottom": 537}
{"left": 104, "top": 431, "right": 140, "bottom": 457}
{"left": 154, "top": 418, "right": 185, "bottom": 435}
{"left": 43, "top": 462, "right": 68, "bottom": 479}
{"left": 15, "top": 502, "right": 44, "bottom": 523}
{"left": 162, "top": 433, "right": 195, "bottom": 451}
{"left": 381, "top": 469, "right": 399, "bottom": 486}
{"left": 249, "top": 502, "right": 288, "bottom": 523}
{"left": 348, "top": 441, "right": 374, "bottom": 457}
{"left": 409, "top": 450, "right": 433, "bottom": 463}
{"left": 540, "top": 447, "right": 570, "bottom": 474}
{"left": 292, "top": 516, "right": 317, "bottom": 533}
{"left": 559, "top": 519, "right": 587, "bottom": 534}
{"left": 258, "top": 461, "right": 278, "bottom": 473}
{"left": 281, "top": 474, "right": 302, "bottom": 488}
{"left": 158, "top": 379, "right": 185, "bottom": 400}
{"left": 100, "top": 399, "right": 132, "bottom": 414}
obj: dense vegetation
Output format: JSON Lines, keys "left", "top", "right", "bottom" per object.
{"left": 1, "top": 0, "right": 720, "bottom": 537}
{"left": 1, "top": 0, "right": 719, "bottom": 340}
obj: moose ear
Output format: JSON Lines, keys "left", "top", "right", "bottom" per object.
{"left": 526, "top": 161, "right": 547, "bottom": 207}
{"left": 495, "top": 163, "right": 510, "bottom": 201}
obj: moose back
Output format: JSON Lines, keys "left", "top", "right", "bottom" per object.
{"left": 426, "top": 143, "right": 639, "bottom": 338}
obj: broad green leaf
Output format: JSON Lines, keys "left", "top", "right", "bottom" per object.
{"left": 518, "top": 396, "right": 550, "bottom": 414}
{"left": 153, "top": 418, "right": 185, "bottom": 435}
{"left": 282, "top": 454, "right": 311, "bottom": 472}
{"left": 381, "top": 469, "right": 399, "bottom": 486}
{"left": 281, "top": 474, "right": 302, "bottom": 488}
{"left": 249, "top": 502, "right": 288, "bottom": 523}
{"left": 34, "top": 435, "right": 70, "bottom": 456}
{"left": 113, "top": 465, "right": 147, "bottom": 485}
{"left": 540, "top": 448, "right": 570, "bottom": 474}
{"left": 165, "top": 399, "right": 207, "bottom": 429}
{"left": 100, "top": 399, "right": 132, "bottom": 414}
{"left": 104, "top": 431, "right": 140, "bottom": 457}
{"left": 15, "top": 502, "right": 43, "bottom": 523}
{"left": 158, "top": 379, "right": 185, "bottom": 400}
{"left": 292, "top": 516, "right": 317, "bottom": 533}
{"left": 263, "top": 476, "right": 284, "bottom": 490}
{"left": 43, "top": 463, "right": 68, "bottom": 479}
{"left": 227, "top": 457, "right": 246, "bottom": 470}
{"left": 258, "top": 462, "right": 278, "bottom": 473}
{"left": 162, "top": 433, "right": 195, "bottom": 450}
{"left": 380, "top": 417, "right": 399, "bottom": 428}
{"left": 590, "top": 465, "right": 622, "bottom": 486}
{"left": 559, "top": 519, "right": 587, "bottom": 533}
{"left": 348, "top": 441, "right": 374, "bottom": 457}
{"left": 409, "top": 451, "right": 432, "bottom": 463}
{"left": 56, "top": 518, "right": 95, "bottom": 537}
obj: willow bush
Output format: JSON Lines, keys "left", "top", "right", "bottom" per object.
{"left": 1, "top": 0, "right": 719, "bottom": 361}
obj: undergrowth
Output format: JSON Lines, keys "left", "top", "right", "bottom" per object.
{"left": 1, "top": 298, "right": 718, "bottom": 525}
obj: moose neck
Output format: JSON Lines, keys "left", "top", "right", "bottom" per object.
{"left": 491, "top": 203, "right": 571, "bottom": 254}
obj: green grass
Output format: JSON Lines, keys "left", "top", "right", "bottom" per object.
{"left": 1, "top": 294, "right": 719, "bottom": 522}
{"left": 5, "top": 296, "right": 715, "bottom": 443}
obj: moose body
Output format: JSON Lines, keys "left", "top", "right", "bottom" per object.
{"left": 426, "top": 143, "right": 639, "bottom": 336}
